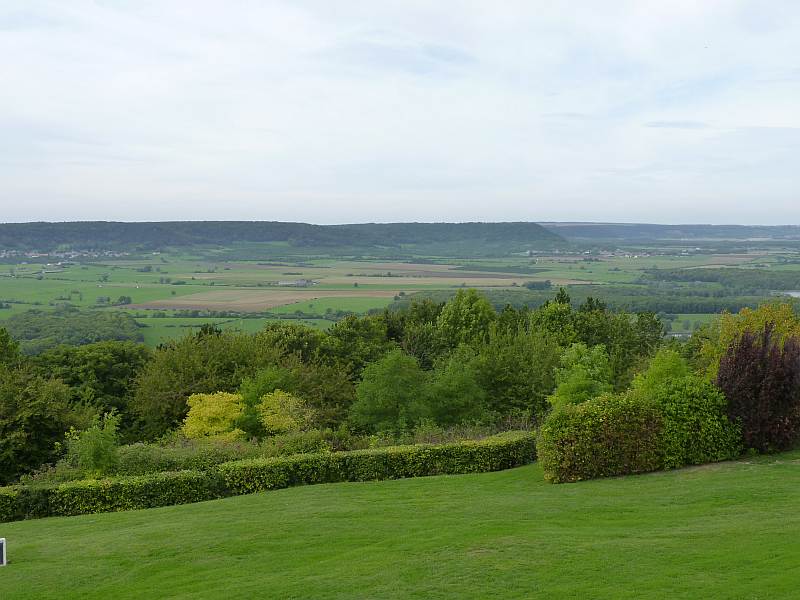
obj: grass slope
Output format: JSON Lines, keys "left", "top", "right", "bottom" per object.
{"left": 2, "top": 454, "right": 800, "bottom": 599}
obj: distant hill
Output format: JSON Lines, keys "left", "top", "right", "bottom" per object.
{"left": 541, "top": 222, "right": 800, "bottom": 242}
{"left": 0, "top": 221, "right": 564, "bottom": 253}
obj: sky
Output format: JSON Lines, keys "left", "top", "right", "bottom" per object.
{"left": 1, "top": 1, "right": 799, "bottom": 225}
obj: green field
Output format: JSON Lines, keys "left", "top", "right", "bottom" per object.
{"left": 2, "top": 452, "right": 799, "bottom": 599}
{"left": 137, "top": 316, "right": 331, "bottom": 345}
{"left": 667, "top": 313, "right": 718, "bottom": 334}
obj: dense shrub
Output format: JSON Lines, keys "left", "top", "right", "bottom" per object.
{"left": 30, "top": 431, "right": 343, "bottom": 482}
{"left": 539, "top": 372, "right": 743, "bottom": 483}
{"left": 113, "top": 439, "right": 263, "bottom": 476}
{"left": 650, "top": 377, "right": 741, "bottom": 468}
{"left": 236, "top": 366, "right": 294, "bottom": 437}
{"left": 538, "top": 392, "right": 663, "bottom": 483}
{"left": 114, "top": 432, "right": 332, "bottom": 477}
{"left": 716, "top": 327, "right": 800, "bottom": 452}
{"left": 630, "top": 349, "right": 741, "bottom": 468}
{"left": 218, "top": 431, "right": 536, "bottom": 494}
{"left": 257, "top": 429, "right": 333, "bottom": 456}
{"left": 236, "top": 361, "right": 355, "bottom": 432}
{"left": 64, "top": 412, "right": 121, "bottom": 476}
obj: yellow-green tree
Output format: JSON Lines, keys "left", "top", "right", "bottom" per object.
{"left": 182, "top": 392, "right": 245, "bottom": 440}
{"left": 257, "top": 390, "right": 313, "bottom": 436}
{"left": 698, "top": 303, "right": 800, "bottom": 378}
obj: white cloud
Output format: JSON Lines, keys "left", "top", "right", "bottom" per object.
{"left": 0, "top": 0, "right": 798, "bottom": 224}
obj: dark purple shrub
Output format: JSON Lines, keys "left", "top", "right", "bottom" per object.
{"left": 716, "top": 326, "right": 800, "bottom": 453}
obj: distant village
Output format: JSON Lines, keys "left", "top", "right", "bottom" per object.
{"left": 0, "top": 249, "right": 130, "bottom": 261}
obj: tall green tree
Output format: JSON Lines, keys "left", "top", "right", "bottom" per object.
{"left": 0, "top": 365, "right": 81, "bottom": 484}
{"left": 436, "top": 289, "right": 496, "bottom": 347}
{"left": 350, "top": 349, "right": 428, "bottom": 432}
{"left": 427, "top": 346, "right": 488, "bottom": 425}
{"left": 473, "top": 328, "right": 560, "bottom": 419}
{"left": 321, "top": 315, "right": 394, "bottom": 378}
{"left": 35, "top": 341, "right": 151, "bottom": 432}
{"left": 548, "top": 343, "right": 613, "bottom": 408}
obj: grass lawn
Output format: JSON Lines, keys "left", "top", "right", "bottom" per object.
{"left": 2, "top": 452, "right": 800, "bottom": 599}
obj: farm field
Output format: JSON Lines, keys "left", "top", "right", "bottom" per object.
{"left": 2, "top": 245, "right": 800, "bottom": 347}
{"left": 2, "top": 452, "right": 799, "bottom": 599}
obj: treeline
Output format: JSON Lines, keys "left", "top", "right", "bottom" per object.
{"left": 392, "top": 287, "right": 773, "bottom": 315}
{"left": 0, "top": 221, "right": 564, "bottom": 252}
{"left": 645, "top": 267, "right": 800, "bottom": 292}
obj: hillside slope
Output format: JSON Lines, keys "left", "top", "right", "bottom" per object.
{"left": 2, "top": 453, "right": 799, "bottom": 599}
{"left": 0, "top": 221, "right": 564, "bottom": 252}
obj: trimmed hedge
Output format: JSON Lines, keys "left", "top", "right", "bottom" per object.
{"left": 218, "top": 431, "right": 536, "bottom": 494}
{"left": 0, "top": 486, "right": 18, "bottom": 523}
{"left": 0, "top": 471, "right": 225, "bottom": 522}
{"left": 0, "top": 432, "right": 535, "bottom": 523}
{"left": 538, "top": 392, "right": 663, "bottom": 483}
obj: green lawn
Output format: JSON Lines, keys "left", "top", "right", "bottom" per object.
{"left": 2, "top": 452, "right": 799, "bottom": 599}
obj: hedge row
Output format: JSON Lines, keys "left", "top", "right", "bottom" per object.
{"left": 0, "top": 471, "right": 225, "bottom": 522}
{"left": 0, "top": 431, "right": 535, "bottom": 523}
{"left": 218, "top": 430, "right": 536, "bottom": 494}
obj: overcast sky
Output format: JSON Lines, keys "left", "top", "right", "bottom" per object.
{"left": 1, "top": 1, "right": 799, "bottom": 224}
